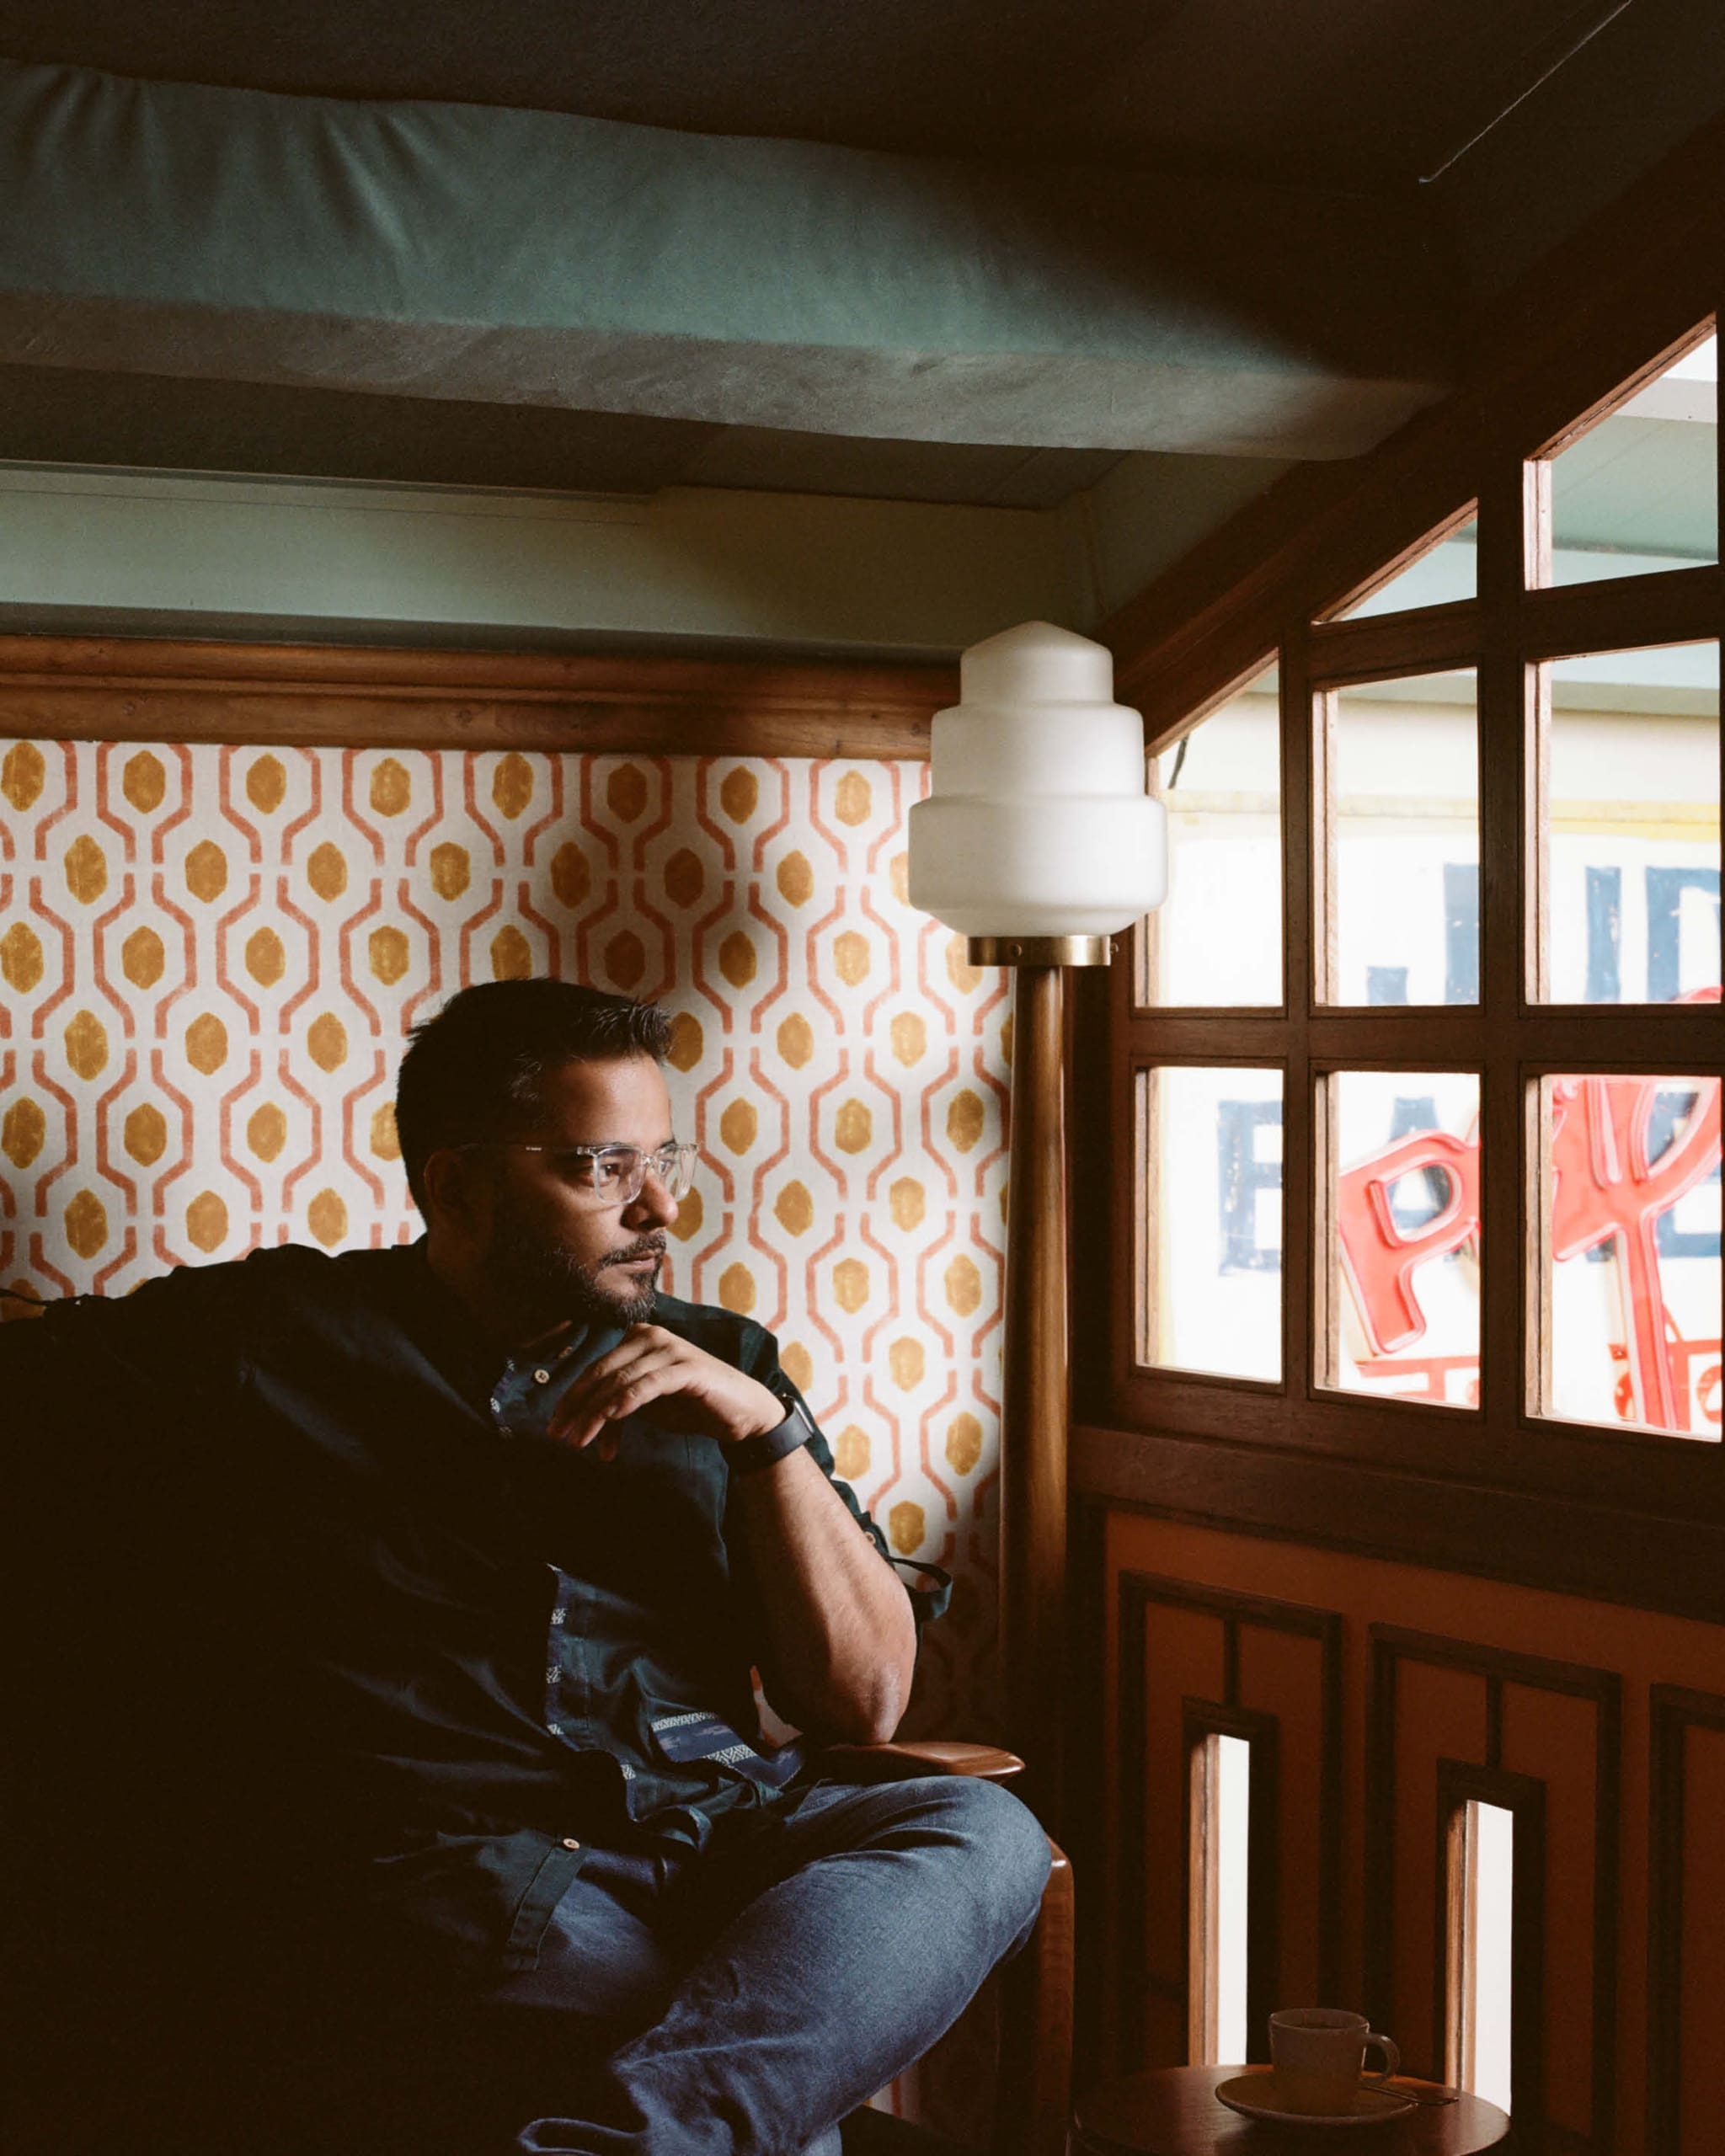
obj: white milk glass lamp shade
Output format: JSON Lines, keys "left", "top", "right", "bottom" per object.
{"left": 907, "top": 622, "right": 1167, "bottom": 937}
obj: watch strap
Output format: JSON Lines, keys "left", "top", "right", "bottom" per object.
{"left": 727, "top": 1397, "right": 815, "bottom": 1476}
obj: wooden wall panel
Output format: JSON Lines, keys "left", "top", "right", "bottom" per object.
{"left": 1503, "top": 1686, "right": 1599, "bottom": 2140}
{"left": 1676, "top": 1728, "right": 1725, "bottom": 2156}
{"left": 1236, "top": 1625, "right": 1327, "bottom": 2012}
{"left": 1096, "top": 1511, "right": 1724, "bottom": 2156}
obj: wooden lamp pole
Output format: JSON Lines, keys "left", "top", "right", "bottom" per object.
{"left": 973, "top": 932, "right": 1111, "bottom": 1836}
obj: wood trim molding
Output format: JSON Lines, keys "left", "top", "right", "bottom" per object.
{"left": 1182, "top": 1696, "right": 1280, "bottom": 2067}
{"left": 1075, "top": 1422, "right": 1725, "bottom": 1627}
{"left": 0, "top": 633, "right": 953, "bottom": 758}
{"left": 1097, "top": 109, "right": 1725, "bottom": 742}
{"left": 1365, "top": 1626, "right": 1620, "bottom": 2155}
{"left": 1115, "top": 1571, "right": 1343, "bottom": 2072}
{"left": 1646, "top": 1684, "right": 1725, "bottom": 2156}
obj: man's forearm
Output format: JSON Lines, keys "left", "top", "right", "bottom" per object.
{"left": 731, "top": 1445, "right": 919, "bottom": 1744}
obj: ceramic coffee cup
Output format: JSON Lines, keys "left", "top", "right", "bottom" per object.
{"left": 1268, "top": 2008, "right": 1401, "bottom": 2114}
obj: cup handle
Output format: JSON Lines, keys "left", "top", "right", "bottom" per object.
{"left": 1362, "top": 2033, "right": 1401, "bottom": 2084}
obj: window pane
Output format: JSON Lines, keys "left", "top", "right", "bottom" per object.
{"left": 1327, "top": 510, "right": 1477, "bottom": 620}
{"left": 1540, "top": 1072, "right": 1721, "bottom": 1439}
{"left": 1541, "top": 331, "right": 1717, "bottom": 585}
{"left": 1543, "top": 643, "right": 1720, "bottom": 1003}
{"left": 1139, "top": 1065, "right": 1282, "bottom": 1380}
{"left": 1328, "top": 1070, "right": 1480, "bottom": 1407}
{"left": 1143, "top": 666, "right": 1281, "bottom": 1006}
{"left": 1329, "top": 672, "right": 1478, "bottom": 1006}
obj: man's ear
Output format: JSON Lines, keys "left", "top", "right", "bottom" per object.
{"left": 421, "top": 1148, "right": 488, "bottom": 1234}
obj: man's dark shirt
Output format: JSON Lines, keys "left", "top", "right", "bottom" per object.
{"left": 0, "top": 1242, "right": 946, "bottom": 2003}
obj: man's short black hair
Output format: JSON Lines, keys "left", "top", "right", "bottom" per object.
{"left": 395, "top": 979, "right": 672, "bottom": 1211}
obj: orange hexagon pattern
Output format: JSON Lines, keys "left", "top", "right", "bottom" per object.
{"left": 0, "top": 740, "right": 1011, "bottom": 1732}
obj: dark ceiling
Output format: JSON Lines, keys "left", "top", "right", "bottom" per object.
{"left": 1, "top": 0, "right": 1633, "bottom": 192}
{"left": 0, "top": 1, "right": 1695, "bottom": 506}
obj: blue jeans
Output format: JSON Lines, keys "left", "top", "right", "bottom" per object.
{"left": 483, "top": 1774, "right": 1051, "bottom": 2156}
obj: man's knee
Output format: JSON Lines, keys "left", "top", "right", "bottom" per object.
{"left": 897, "top": 1775, "right": 1052, "bottom": 1933}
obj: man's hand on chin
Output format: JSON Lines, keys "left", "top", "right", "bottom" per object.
{"left": 548, "top": 1326, "right": 786, "bottom": 1454}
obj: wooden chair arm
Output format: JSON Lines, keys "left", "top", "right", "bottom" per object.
{"left": 816, "top": 1738, "right": 1026, "bottom": 1783}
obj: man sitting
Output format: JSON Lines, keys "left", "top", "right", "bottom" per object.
{"left": 2, "top": 979, "right": 1049, "bottom": 2154}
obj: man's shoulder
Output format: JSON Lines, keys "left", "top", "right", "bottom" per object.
{"left": 650, "top": 1291, "right": 775, "bottom": 1374}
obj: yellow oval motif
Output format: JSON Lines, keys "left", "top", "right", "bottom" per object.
{"left": 429, "top": 842, "right": 468, "bottom": 901}
{"left": 666, "top": 1011, "right": 704, "bottom": 1073}
{"left": 247, "top": 1104, "right": 288, "bottom": 1162}
{"left": 888, "top": 1337, "right": 925, "bottom": 1390}
{"left": 888, "top": 851, "right": 910, "bottom": 904}
{"left": 64, "top": 1009, "right": 109, "bottom": 1080}
{"left": 185, "top": 1013, "right": 228, "bottom": 1075}
{"left": 369, "top": 759, "right": 412, "bottom": 817}
{"left": 307, "top": 1189, "right": 348, "bottom": 1248}
{"left": 605, "top": 931, "right": 645, "bottom": 990}
{"left": 834, "top": 1425, "right": 870, "bottom": 1479}
{"left": 369, "top": 926, "right": 411, "bottom": 985}
{"left": 946, "top": 936, "right": 982, "bottom": 995}
{"left": 776, "top": 1014, "right": 814, "bottom": 1070}
{"left": 773, "top": 1181, "right": 814, "bottom": 1235}
{"left": 63, "top": 835, "right": 108, "bottom": 905}
{"left": 780, "top": 1342, "right": 814, "bottom": 1394}
{"left": 492, "top": 753, "right": 534, "bottom": 820}
{"left": 719, "top": 1100, "right": 757, "bottom": 1155}
{"left": 1, "top": 921, "right": 44, "bottom": 993}
{"left": 835, "top": 772, "right": 872, "bottom": 827}
{"left": 776, "top": 851, "right": 814, "bottom": 907}
{"left": 943, "top": 1255, "right": 982, "bottom": 1317}
{"left": 1001, "top": 1014, "right": 1015, "bottom": 1069}
{"left": 664, "top": 849, "right": 704, "bottom": 908}
{"left": 550, "top": 842, "right": 590, "bottom": 909}
{"left": 64, "top": 1188, "right": 109, "bottom": 1260}
{"left": 122, "top": 927, "right": 164, "bottom": 990}
{"left": 2, "top": 1097, "right": 46, "bottom": 1169}
{"left": 246, "top": 755, "right": 287, "bottom": 814}
{"left": 718, "top": 931, "right": 756, "bottom": 989}
{"left": 606, "top": 764, "right": 649, "bottom": 823}
{"left": 186, "top": 1191, "right": 228, "bottom": 1253}
{"left": 184, "top": 840, "right": 227, "bottom": 902}
{"left": 307, "top": 1014, "right": 347, "bottom": 1072}
{"left": 370, "top": 1102, "right": 401, "bottom": 1160}
{"left": 890, "top": 1012, "right": 926, "bottom": 1067}
{"left": 245, "top": 929, "right": 286, "bottom": 987}
{"left": 719, "top": 768, "right": 758, "bottom": 823}
{"left": 124, "top": 1103, "right": 168, "bottom": 1166}
{"left": 888, "top": 1500, "right": 926, "bottom": 1556}
{"left": 945, "top": 1412, "right": 984, "bottom": 1476}
{"left": 2, "top": 740, "right": 45, "bottom": 811}
{"left": 833, "top": 1257, "right": 869, "bottom": 1313}
{"left": 307, "top": 842, "right": 348, "bottom": 901}
{"left": 946, "top": 1090, "right": 985, "bottom": 1154}
{"left": 718, "top": 1263, "right": 756, "bottom": 1315}
{"left": 490, "top": 926, "right": 531, "bottom": 980}
{"left": 832, "top": 931, "right": 870, "bottom": 987}
{"left": 889, "top": 1177, "right": 925, "bottom": 1231}
{"left": 121, "top": 751, "right": 165, "bottom": 813}
{"left": 833, "top": 1099, "right": 872, "bottom": 1155}
{"left": 667, "top": 1187, "right": 703, "bottom": 1243}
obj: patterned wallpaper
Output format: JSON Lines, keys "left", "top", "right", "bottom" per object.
{"left": 0, "top": 736, "right": 1011, "bottom": 1734}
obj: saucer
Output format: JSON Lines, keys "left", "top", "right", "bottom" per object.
{"left": 1215, "top": 2073, "right": 1418, "bottom": 2128}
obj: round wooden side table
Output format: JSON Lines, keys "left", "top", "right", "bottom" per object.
{"left": 1074, "top": 2067, "right": 1513, "bottom": 2155}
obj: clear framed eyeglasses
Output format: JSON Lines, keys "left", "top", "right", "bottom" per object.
{"left": 465, "top": 1139, "right": 697, "bottom": 1207}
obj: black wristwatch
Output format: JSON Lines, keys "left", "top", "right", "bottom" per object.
{"left": 726, "top": 1397, "right": 816, "bottom": 1476}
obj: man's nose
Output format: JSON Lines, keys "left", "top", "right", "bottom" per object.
{"left": 626, "top": 1171, "right": 679, "bottom": 1228}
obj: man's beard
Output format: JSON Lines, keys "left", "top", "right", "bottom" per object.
{"left": 487, "top": 1199, "right": 665, "bottom": 1329}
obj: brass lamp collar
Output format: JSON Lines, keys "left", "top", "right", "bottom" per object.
{"left": 965, "top": 934, "right": 1113, "bottom": 969}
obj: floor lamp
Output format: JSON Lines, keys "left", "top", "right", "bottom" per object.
{"left": 908, "top": 622, "right": 1167, "bottom": 1833}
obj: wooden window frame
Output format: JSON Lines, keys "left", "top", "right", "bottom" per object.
{"left": 1087, "top": 259, "right": 1725, "bottom": 1614}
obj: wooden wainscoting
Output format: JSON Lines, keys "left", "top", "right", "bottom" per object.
{"left": 1089, "top": 1508, "right": 1725, "bottom": 2156}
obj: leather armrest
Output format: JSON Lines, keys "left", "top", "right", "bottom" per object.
{"left": 816, "top": 1738, "right": 1025, "bottom": 1783}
